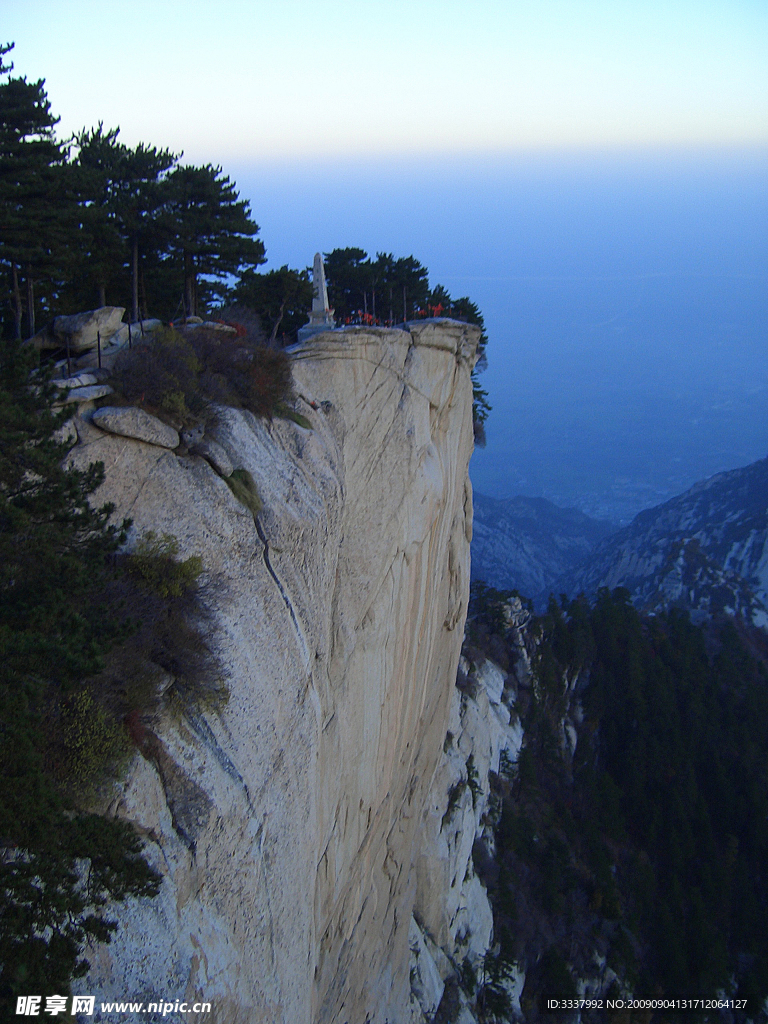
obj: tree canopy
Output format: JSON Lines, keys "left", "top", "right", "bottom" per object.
{"left": 0, "top": 336, "right": 163, "bottom": 1007}
{"left": 0, "top": 51, "right": 265, "bottom": 331}
{"left": 162, "top": 163, "right": 265, "bottom": 319}
{"left": 467, "top": 583, "right": 768, "bottom": 1021}
{"left": 323, "top": 247, "right": 430, "bottom": 323}
{"left": 232, "top": 265, "right": 312, "bottom": 345}
{"left": 0, "top": 52, "right": 74, "bottom": 338}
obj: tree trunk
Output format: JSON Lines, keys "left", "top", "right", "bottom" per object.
{"left": 269, "top": 301, "right": 286, "bottom": 347}
{"left": 98, "top": 283, "right": 106, "bottom": 308}
{"left": 184, "top": 253, "right": 196, "bottom": 319}
{"left": 25, "top": 266, "right": 35, "bottom": 338}
{"left": 140, "top": 263, "right": 147, "bottom": 322}
{"left": 132, "top": 237, "right": 139, "bottom": 323}
{"left": 12, "top": 263, "right": 22, "bottom": 340}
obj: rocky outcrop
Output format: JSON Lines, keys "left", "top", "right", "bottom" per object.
{"left": 92, "top": 406, "right": 180, "bottom": 449}
{"left": 27, "top": 306, "right": 126, "bottom": 351}
{"left": 69, "top": 320, "right": 479, "bottom": 1024}
{"left": 54, "top": 306, "right": 126, "bottom": 351}
{"left": 53, "top": 382, "right": 114, "bottom": 406}
{"left": 74, "top": 318, "right": 165, "bottom": 370}
{"left": 407, "top": 645, "right": 525, "bottom": 1024}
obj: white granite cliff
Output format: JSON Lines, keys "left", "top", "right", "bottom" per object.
{"left": 69, "top": 320, "right": 480, "bottom": 1024}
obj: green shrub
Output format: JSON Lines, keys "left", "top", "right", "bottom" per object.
{"left": 94, "top": 531, "right": 226, "bottom": 715}
{"left": 61, "top": 688, "right": 129, "bottom": 786}
{"left": 110, "top": 327, "right": 204, "bottom": 426}
{"left": 125, "top": 531, "right": 203, "bottom": 599}
{"left": 466, "top": 753, "right": 481, "bottom": 808}
{"left": 225, "top": 468, "right": 262, "bottom": 517}
{"left": 499, "top": 749, "right": 516, "bottom": 781}
{"left": 442, "top": 778, "right": 467, "bottom": 829}
{"left": 0, "top": 814, "right": 160, "bottom": 999}
{"left": 275, "top": 404, "right": 312, "bottom": 429}
{"left": 110, "top": 325, "right": 295, "bottom": 425}
{"left": 187, "top": 326, "right": 294, "bottom": 416}
{"left": 457, "top": 956, "right": 477, "bottom": 996}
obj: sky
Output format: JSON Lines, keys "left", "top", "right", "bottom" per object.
{"left": 4, "top": 0, "right": 767, "bottom": 160}
{"left": 4, "top": 2, "right": 768, "bottom": 521}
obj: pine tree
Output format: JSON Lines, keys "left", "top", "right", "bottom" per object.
{"left": 162, "top": 163, "right": 265, "bottom": 319}
{"left": 109, "top": 141, "right": 177, "bottom": 322}
{"left": 72, "top": 124, "right": 129, "bottom": 308}
{"left": 0, "top": 54, "right": 76, "bottom": 337}
{"left": 388, "top": 254, "right": 429, "bottom": 321}
{"left": 449, "top": 294, "right": 490, "bottom": 444}
{"left": 232, "top": 265, "right": 312, "bottom": 344}
{"left": 323, "top": 247, "right": 369, "bottom": 320}
{"left": 0, "top": 337, "right": 160, "bottom": 1007}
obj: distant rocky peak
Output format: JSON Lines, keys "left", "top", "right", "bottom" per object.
{"left": 557, "top": 454, "right": 768, "bottom": 629}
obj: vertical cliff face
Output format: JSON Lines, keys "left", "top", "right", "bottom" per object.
{"left": 71, "top": 321, "right": 479, "bottom": 1023}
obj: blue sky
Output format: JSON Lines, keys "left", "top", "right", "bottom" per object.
{"left": 4, "top": 0, "right": 767, "bottom": 159}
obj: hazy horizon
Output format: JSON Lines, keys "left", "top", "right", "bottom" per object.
{"left": 228, "top": 146, "right": 768, "bottom": 524}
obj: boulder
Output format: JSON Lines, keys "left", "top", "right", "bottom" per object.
{"left": 180, "top": 425, "right": 205, "bottom": 448}
{"left": 53, "top": 307, "right": 126, "bottom": 352}
{"left": 92, "top": 406, "right": 179, "bottom": 449}
{"left": 202, "top": 321, "right": 238, "bottom": 334}
{"left": 191, "top": 438, "right": 234, "bottom": 478}
{"left": 52, "top": 383, "right": 114, "bottom": 406}
{"left": 54, "top": 373, "right": 98, "bottom": 388}
{"left": 180, "top": 320, "right": 238, "bottom": 335}
{"left": 73, "top": 320, "right": 165, "bottom": 371}
{"left": 25, "top": 323, "right": 57, "bottom": 350}
{"left": 106, "top": 319, "right": 164, "bottom": 351}
{"left": 52, "top": 419, "right": 78, "bottom": 446}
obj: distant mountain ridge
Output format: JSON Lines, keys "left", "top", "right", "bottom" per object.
{"left": 470, "top": 492, "right": 616, "bottom": 599}
{"left": 557, "top": 454, "right": 768, "bottom": 626}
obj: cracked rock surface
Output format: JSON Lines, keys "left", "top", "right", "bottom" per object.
{"left": 69, "top": 321, "right": 479, "bottom": 1024}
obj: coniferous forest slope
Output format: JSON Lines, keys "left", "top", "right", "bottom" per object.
{"left": 462, "top": 584, "right": 768, "bottom": 1023}
{"left": 463, "top": 458, "right": 768, "bottom": 1021}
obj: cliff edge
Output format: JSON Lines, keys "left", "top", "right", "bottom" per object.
{"left": 69, "top": 320, "right": 480, "bottom": 1023}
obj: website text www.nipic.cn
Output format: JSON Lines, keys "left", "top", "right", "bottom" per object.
{"left": 16, "top": 996, "right": 212, "bottom": 1016}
